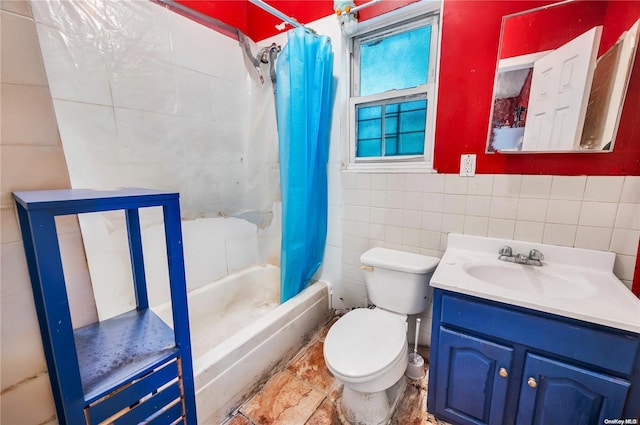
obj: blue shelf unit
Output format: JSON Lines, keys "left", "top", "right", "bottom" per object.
{"left": 13, "top": 188, "right": 197, "bottom": 425}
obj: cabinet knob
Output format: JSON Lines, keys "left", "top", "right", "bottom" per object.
{"left": 498, "top": 367, "right": 508, "bottom": 378}
{"left": 527, "top": 377, "right": 537, "bottom": 388}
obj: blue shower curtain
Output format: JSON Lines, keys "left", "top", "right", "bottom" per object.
{"left": 276, "top": 27, "right": 334, "bottom": 303}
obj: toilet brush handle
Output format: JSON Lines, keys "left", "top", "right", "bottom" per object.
{"left": 414, "top": 318, "right": 421, "bottom": 353}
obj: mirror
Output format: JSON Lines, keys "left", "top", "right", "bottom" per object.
{"left": 486, "top": 1, "right": 640, "bottom": 153}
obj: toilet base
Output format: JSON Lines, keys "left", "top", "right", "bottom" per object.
{"left": 336, "top": 376, "right": 407, "bottom": 425}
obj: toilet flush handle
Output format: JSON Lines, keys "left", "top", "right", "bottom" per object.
{"left": 360, "top": 265, "right": 374, "bottom": 272}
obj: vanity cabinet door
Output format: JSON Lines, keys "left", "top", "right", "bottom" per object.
{"left": 435, "top": 328, "right": 514, "bottom": 425}
{"left": 516, "top": 353, "right": 630, "bottom": 425}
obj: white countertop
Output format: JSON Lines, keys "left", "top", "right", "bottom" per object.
{"left": 431, "top": 234, "right": 640, "bottom": 334}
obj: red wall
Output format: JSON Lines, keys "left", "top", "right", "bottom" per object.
{"left": 500, "top": 0, "right": 606, "bottom": 59}
{"left": 433, "top": 0, "right": 640, "bottom": 176}
{"left": 500, "top": 0, "right": 637, "bottom": 58}
{"left": 355, "top": 0, "right": 418, "bottom": 21}
{"left": 172, "top": 1, "right": 640, "bottom": 176}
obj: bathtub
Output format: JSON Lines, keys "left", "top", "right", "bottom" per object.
{"left": 153, "top": 264, "right": 331, "bottom": 424}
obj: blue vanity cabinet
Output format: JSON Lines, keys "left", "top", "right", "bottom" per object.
{"left": 13, "top": 188, "right": 197, "bottom": 425}
{"left": 427, "top": 289, "right": 640, "bottom": 425}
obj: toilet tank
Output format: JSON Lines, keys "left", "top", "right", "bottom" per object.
{"left": 360, "top": 248, "right": 440, "bottom": 314}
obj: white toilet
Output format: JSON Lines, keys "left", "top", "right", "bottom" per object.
{"left": 323, "top": 247, "right": 440, "bottom": 425}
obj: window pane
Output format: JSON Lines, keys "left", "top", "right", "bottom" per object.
{"left": 385, "top": 136, "right": 398, "bottom": 156}
{"left": 386, "top": 99, "right": 427, "bottom": 156}
{"left": 360, "top": 25, "right": 432, "bottom": 96}
{"left": 399, "top": 100, "right": 427, "bottom": 133}
{"left": 357, "top": 105, "right": 382, "bottom": 157}
{"left": 358, "top": 138, "right": 382, "bottom": 157}
{"left": 398, "top": 131, "right": 425, "bottom": 155}
{"left": 356, "top": 98, "right": 427, "bottom": 158}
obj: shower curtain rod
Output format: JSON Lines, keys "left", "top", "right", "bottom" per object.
{"left": 157, "top": 0, "right": 385, "bottom": 39}
{"left": 250, "top": 0, "right": 385, "bottom": 33}
{"left": 350, "top": 0, "right": 384, "bottom": 14}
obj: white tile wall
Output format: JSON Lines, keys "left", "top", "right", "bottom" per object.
{"left": 1, "top": 4, "right": 97, "bottom": 422}
{"left": 1, "top": 9, "right": 48, "bottom": 85}
{"left": 621, "top": 177, "right": 640, "bottom": 203}
{"left": 463, "top": 216, "right": 489, "bottom": 237}
{"left": 519, "top": 175, "right": 552, "bottom": 198}
{"left": 543, "top": 223, "right": 577, "bottom": 247}
{"left": 338, "top": 173, "right": 640, "bottom": 345}
{"left": 488, "top": 218, "right": 516, "bottom": 239}
{"left": 0, "top": 83, "right": 60, "bottom": 146}
{"left": 490, "top": 197, "right": 518, "bottom": 219}
{"left": 516, "top": 198, "right": 548, "bottom": 222}
{"left": 583, "top": 176, "right": 625, "bottom": 202}
{"left": 550, "top": 175, "right": 586, "bottom": 200}
{"left": 492, "top": 175, "right": 522, "bottom": 197}
{"left": 0, "top": 371, "right": 57, "bottom": 425}
{"left": 616, "top": 203, "right": 640, "bottom": 230}
{"left": 574, "top": 226, "right": 613, "bottom": 251}
{"left": 467, "top": 174, "right": 493, "bottom": 195}
{"left": 0, "top": 1, "right": 32, "bottom": 17}
{"left": 611, "top": 229, "right": 640, "bottom": 256}
{"left": 513, "top": 220, "right": 545, "bottom": 243}
{"left": 34, "top": 23, "right": 113, "bottom": 105}
{"left": 579, "top": 202, "right": 618, "bottom": 227}
{"left": 546, "top": 199, "right": 581, "bottom": 225}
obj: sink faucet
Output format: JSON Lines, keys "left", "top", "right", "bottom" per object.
{"left": 498, "top": 246, "right": 544, "bottom": 266}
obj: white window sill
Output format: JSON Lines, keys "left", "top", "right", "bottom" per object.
{"left": 343, "top": 161, "right": 437, "bottom": 174}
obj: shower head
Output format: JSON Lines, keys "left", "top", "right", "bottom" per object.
{"left": 239, "top": 32, "right": 281, "bottom": 84}
{"left": 258, "top": 48, "right": 270, "bottom": 64}
{"left": 256, "top": 43, "right": 281, "bottom": 64}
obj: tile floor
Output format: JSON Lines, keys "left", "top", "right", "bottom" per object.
{"left": 223, "top": 317, "right": 451, "bottom": 425}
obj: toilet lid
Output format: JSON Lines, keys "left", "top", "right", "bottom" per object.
{"left": 324, "top": 309, "right": 406, "bottom": 379}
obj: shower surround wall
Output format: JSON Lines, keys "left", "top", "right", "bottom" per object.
{"left": 31, "top": 0, "right": 282, "bottom": 317}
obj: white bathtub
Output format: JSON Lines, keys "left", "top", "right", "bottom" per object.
{"left": 153, "top": 264, "right": 330, "bottom": 424}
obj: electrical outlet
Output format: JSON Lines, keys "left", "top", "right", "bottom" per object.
{"left": 460, "top": 154, "right": 476, "bottom": 177}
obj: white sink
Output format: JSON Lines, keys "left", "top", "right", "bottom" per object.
{"left": 462, "top": 263, "right": 597, "bottom": 300}
{"left": 431, "top": 234, "right": 640, "bottom": 333}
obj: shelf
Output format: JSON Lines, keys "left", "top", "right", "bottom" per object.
{"left": 13, "top": 188, "right": 177, "bottom": 214}
{"left": 15, "top": 188, "right": 196, "bottom": 424}
{"left": 74, "top": 309, "right": 178, "bottom": 403}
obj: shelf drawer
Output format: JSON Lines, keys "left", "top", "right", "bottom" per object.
{"left": 86, "top": 358, "right": 184, "bottom": 425}
{"left": 440, "top": 292, "right": 640, "bottom": 376}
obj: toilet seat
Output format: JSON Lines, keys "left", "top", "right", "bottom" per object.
{"left": 324, "top": 309, "right": 407, "bottom": 384}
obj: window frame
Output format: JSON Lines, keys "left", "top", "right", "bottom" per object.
{"left": 354, "top": 92, "right": 429, "bottom": 158}
{"left": 346, "top": 3, "right": 441, "bottom": 172}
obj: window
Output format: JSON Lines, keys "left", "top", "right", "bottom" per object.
{"left": 348, "top": 7, "right": 440, "bottom": 170}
